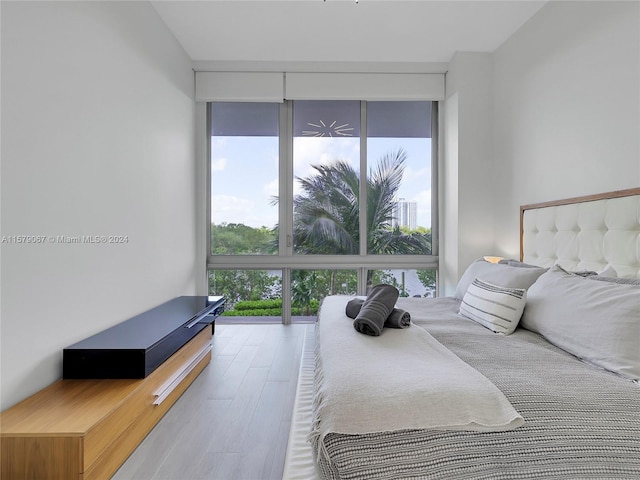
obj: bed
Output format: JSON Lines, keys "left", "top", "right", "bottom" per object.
{"left": 283, "top": 188, "right": 640, "bottom": 480}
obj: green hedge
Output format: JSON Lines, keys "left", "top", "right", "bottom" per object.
{"left": 222, "top": 308, "right": 282, "bottom": 316}
{"left": 222, "top": 298, "right": 321, "bottom": 316}
{"left": 233, "top": 299, "right": 282, "bottom": 311}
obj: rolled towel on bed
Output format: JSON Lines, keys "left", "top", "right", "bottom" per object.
{"left": 346, "top": 298, "right": 365, "bottom": 319}
{"left": 353, "top": 284, "right": 399, "bottom": 336}
{"left": 385, "top": 308, "right": 411, "bottom": 328}
{"left": 346, "top": 298, "right": 411, "bottom": 328}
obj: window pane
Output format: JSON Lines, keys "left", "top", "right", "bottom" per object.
{"left": 210, "top": 103, "right": 279, "bottom": 255}
{"left": 368, "top": 269, "right": 436, "bottom": 298}
{"left": 209, "top": 269, "right": 282, "bottom": 322}
{"left": 366, "top": 102, "right": 432, "bottom": 255}
{"left": 291, "top": 269, "right": 357, "bottom": 322}
{"left": 292, "top": 101, "right": 361, "bottom": 255}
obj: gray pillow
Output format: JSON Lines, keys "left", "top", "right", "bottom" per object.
{"left": 455, "top": 260, "right": 546, "bottom": 300}
{"left": 589, "top": 276, "right": 640, "bottom": 286}
{"left": 520, "top": 265, "right": 640, "bottom": 381}
{"left": 498, "top": 259, "right": 541, "bottom": 268}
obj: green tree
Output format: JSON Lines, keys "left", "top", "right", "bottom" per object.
{"left": 417, "top": 269, "right": 437, "bottom": 292}
{"left": 209, "top": 269, "right": 280, "bottom": 310}
{"left": 211, "top": 223, "right": 276, "bottom": 255}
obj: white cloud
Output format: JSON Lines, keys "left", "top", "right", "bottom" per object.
{"left": 270, "top": 150, "right": 279, "bottom": 170}
{"left": 293, "top": 137, "right": 359, "bottom": 177}
{"left": 264, "top": 178, "right": 278, "bottom": 197}
{"left": 211, "top": 157, "right": 228, "bottom": 172}
{"left": 404, "top": 165, "right": 430, "bottom": 178}
{"left": 211, "top": 194, "right": 277, "bottom": 228}
{"left": 211, "top": 194, "right": 253, "bottom": 223}
{"left": 412, "top": 189, "right": 432, "bottom": 228}
{"left": 292, "top": 137, "right": 360, "bottom": 197}
{"left": 211, "top": 137, "right": 227, "bottom": 149}
{"left": 413, "top": 189, "right": 432, "bottom": 205}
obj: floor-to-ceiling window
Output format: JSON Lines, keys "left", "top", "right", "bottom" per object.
{"left": 208, "top": 100, "right": 438, "bottom": 323}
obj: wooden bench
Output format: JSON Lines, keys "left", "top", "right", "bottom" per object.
{"left": 1, "top": 296, "right": 224, "bottom": 479}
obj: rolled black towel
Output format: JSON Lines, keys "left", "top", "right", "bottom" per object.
{"left": 346, "top": 298, "right": 365, "bottom": 319}
{"left": 346, "top": 297, "right": 410, "bottom": 328}
{"left": 385, "top": 308, "right": 411, "bottom": 328}
{"left": 353, "top": 284, "right": 399, "bottom": 336}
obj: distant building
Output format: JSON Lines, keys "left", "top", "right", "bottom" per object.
{"left": 392, "top": 198, "right": 417, "bottom": 230}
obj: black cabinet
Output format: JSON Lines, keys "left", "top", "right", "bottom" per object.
{"left": 63, "top": 296, "right": 224, "bottom": 379}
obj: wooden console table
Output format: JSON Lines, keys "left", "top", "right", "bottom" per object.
{"left": 1, "top": 296, "right": 224, "bottom": 479}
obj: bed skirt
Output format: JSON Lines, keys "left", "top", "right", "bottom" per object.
{"left": 282, "top": 325, "right": 319, "bottom": 480}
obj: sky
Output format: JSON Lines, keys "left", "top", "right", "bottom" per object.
{"left": 210, "top": 135, "right": 432, "bottom": 230}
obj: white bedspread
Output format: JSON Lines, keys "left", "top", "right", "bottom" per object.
{"left": 310, "top": 295, "right": 524, "bottom": 456}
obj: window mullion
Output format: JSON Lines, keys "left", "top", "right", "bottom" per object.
{"left": 359, "top": 101, "right": 367, "bottom": 261}
{"left": 431, "top": 101, "right": 440, "bottom": 257}
{"left": 282, "top": 268, "right": 292, "bottom": 325}
{"left": 205, "top": 103, "right": 213, "bottom": 284}
{"left": 358, "top": 268, "right": 368, "bottom": 296}
{"left": 280, "top": 101, "right": 294, "bottom": 323}
{"left": 280, "top": 101, "right": 294, "bottom": 257}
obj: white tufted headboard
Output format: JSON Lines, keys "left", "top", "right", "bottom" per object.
{"left": 520, "top": 188, "right": 640, "bottom": 279}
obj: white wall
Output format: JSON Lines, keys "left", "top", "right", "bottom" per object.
{"left": 491, "top": 1, "right": 640, "bottom": 258}
{"left": 441, "top": 53, "right": 495, "bottom": 296}
{"left": 1, "top": 1, "right": 196, "bottom": 409}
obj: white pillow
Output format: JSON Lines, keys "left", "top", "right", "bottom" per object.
{"left": 520, "top": 265, "right": 640, "bottom": 381}
{"left": 455, "top": 259, "right": 546, "bottom": 300}
{"left": 459, "top": 278, "right": 527, "bottom": 335}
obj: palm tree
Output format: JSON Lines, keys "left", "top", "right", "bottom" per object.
{"left": 293, "top": 148, "right": 431, "bottom": 256}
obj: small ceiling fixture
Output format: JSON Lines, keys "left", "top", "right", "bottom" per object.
{"left": 302, "top": 120, "right": 354, "bottom": 137}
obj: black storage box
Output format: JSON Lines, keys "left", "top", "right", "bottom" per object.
{"left": 63, "top": 296, "right": 224, "bottom": 379}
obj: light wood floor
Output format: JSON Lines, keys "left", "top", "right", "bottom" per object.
{"left": 113, "top": 323, "right": 310, "bottom": 480}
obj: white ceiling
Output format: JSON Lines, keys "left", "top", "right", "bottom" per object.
{"left": 151, "top": 0, "right": 547, "bottom": 68}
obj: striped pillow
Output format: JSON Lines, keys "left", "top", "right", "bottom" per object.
{"left": 459, "top": 279, "right": 527, "bottom": 335}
